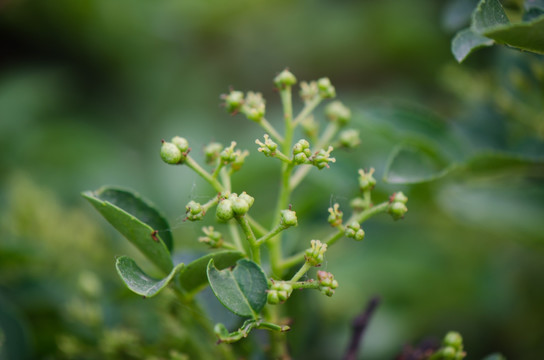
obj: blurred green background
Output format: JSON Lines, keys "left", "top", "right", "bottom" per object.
{"left": 1, "top": 0, "right": 543, "bottom": 359}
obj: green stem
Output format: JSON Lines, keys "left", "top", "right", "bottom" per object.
{"left": 236, "top": 215, "right": 261, "bottom": 264}
{"left": 259, "top": 117, "right": 284, "bottom": 144}
{"left": 185, "top": 156, "right": 224, "bottom": 193}
{"left": 290, "top": 262, "right": 312, "bottom": 282}
{"left": 290, "top": 280, "right": 320, "bottom": 290}
{"left": 273, "top": 150, "right": 293, "bottom": 164}
{"left": 228, "top": 221, "right": 245, "bottom": 253}
{"left": 256, "top": 223, "right": 286, "bottom": 246}
{"left": 211, "top": 159, "right": 224, "bottom": 179}
{"left": 293, "top": 96, "right": 322, "bottom": 127}
{"left": 257, "top": 321, "right": 290, "bottom": 332}
{"left": 220, "top": 167, "right": 231, "bottom": 192}
{"left": 246, "top": 215, "right": 268, "bottom": 237}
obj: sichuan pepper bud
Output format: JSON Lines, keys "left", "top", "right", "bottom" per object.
{"left": 292, "top": 139, "right": 312, "bottom": 164}
{"left": 305, "top": 240, "right": 327, "bottom": 266}
{"left": 317, "top": 77, "right": 336, "bottom": 98}
{"left": 267, "top": 282, "right": 293, "bottom": 304}
{"left": 299, "top": 81, "right": 318, "bottom": 102}
{"left": 160, "top": 141, "right": 183, "bottom": 164}
{"left": 317, "top": 270, "right": 338, "bottom": 297}
{"left": 311, "top": 146, "right": 336, "bottom": 169}
{"left": 171, "top": 136, "right": 189, "bottom": 153}
{"left": 204, "top": 142, "right": 223, "bottom": 164}
{"left": 388, "top": 192, "right": 408, "bottom": 220}
{"left": 216, "top": 198, "right": 234, "bottom": 222}
{"left": 327, "top": 203, "right": 343, "bottom": 227}
{"left": 242, "top": 91, "right": 266, "bottom": 122}
{"left": 358, "top": 168, "right": 376, "bottom": 192}
{"left": 280, "top": 209, "right": 298, "bottom": 228}
{"left": 325, "top": 101, "right": 351, "bottom": 125}
{"left": 256, "top": 134, "right": 278, "bottom": 157}
{"left": 221, "top": 90, "right": 244, "bottom": 114}
{"left": 274, "top": 69, "right": 297, "bottom": 88}
{"left": 345, "top": 221, "right": 365, "bottom": 241}
{"left": 185, "top": 200, "right": 204, "bottom": 221}
{"left": 338, "top": 129, "right": 361, "bottom": 148}
{"left": 199, "top": 226, "right": 223, "bottom": 248}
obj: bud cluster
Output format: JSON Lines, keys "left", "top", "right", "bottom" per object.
{"left": 311, "top": 146, "right": 336, "bottom": 169}
{"left": 256, "top": 134, "right": 278, "bottom": 157}
{"left": 325, "top": 101, "right": 351, "bottom": 125}
{"left": 267, "top": 282, "right": 293, "bottom": 305}
{"left": 345, "top": 221, "right": 365, "bottom": 241}
{"left": 388, "top": 191, "right": 408, "bottom": 220}
{"left": 216, "top": 192, "right": 255, "bottom": 222}
{"left": 292, "top": 139, "right": 312, "bottom": 164}
{"left": 185, "top": 200, "right": 204, "bottom": 221}
{"left": 274, "top": 69, "right": 297, "bottom": 89}
{"left": 204, "top": 142, "right": 223, "bottom": 164}
{"left": 219, "top": 141, "right": 249, "bottom": 171}
{"left": 358, "top": 168, "right": 376, "bottom": 192}
{"left": 317, "top": 77, "right": 336, "bottom": 99}
{"left": 160, "top": 137, "right": 190, "bottom": 165}
{"left": 317, "top": 271, "right": 338, "bottom": 297}
{"left": 280, "top": 209, "right": 298, "bottom": 228}
{"left": 338, "top": 129, "right": 361, "bottom": 148}
{"left": 434, "top": 331, "right": 466, "bottom": 360}
{"left": 199, "top": 226, "right": 223, "bottom": 248}
{"left": 305, "top": 240, "right": 327, "bottom": 267}
{"left": 327, "top": 203, "right": 343, "bottom": 227}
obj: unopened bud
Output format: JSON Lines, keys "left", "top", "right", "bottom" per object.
{"left": 160, "top": 141, "right": 183, "bottom": 164}
{"left": 274, "top": 69, "right": 297, "bottom": 88}
{"left": 325, "top": 101, "right": 351, "bottom": 125}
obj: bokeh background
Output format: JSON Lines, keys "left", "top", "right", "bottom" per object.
{"left": 1, "top": 0, "right": 543, "bottom": 359}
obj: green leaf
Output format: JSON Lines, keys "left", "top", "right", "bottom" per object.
{"left": 177, "top": 250, "right": 244, "bottom": 293}
{"left": 471, "top": 0, "right": 509, "bottom": 33}
{"left": 207, "top": 259, "right": 268, "bottom": 318}
{"left": 482, "top": 15, "right": 544, "bottom": 54}
{"left": 452, "top": 28, "right": 495, "bottom": 63}
{"left": 82, "top": 187, "right": 173, "bottom": 274}
{"left": 115, "top": 256, "right": 184, "bottom": 297}
{"left": 383, "top": 143, "right": 454, "bottom": 184}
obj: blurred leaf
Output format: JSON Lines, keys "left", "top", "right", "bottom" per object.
{"left": 471, "top": 0, "right": 509, "bottom": 33}
{"left": 523, "top": 0, "right": 544, "bottom": 21}
{"left": 482, "top": 15, "right": 544, "bottom": 54}
{"left": 207, "top": 259, "right": 267, "bottom": 318}
{"left": 82, "top": 187, "right": 173, "bottom": 274}
{"left": 383, "top": 143, "right": 453, "bottom": 184}
{"left": 463, "top": 151, "right": 544, "bottom": 175}
{"left": 177, "top": 251, "right": 244, "bottom": 294}
{"left": 115, "top": 256, "right": 184, "bottom": 297}
{"left": 481, "top": 353, "right": 507, "bottom": 360}
{"left": 452, "top": 28, "right": 495, "bottom": 62}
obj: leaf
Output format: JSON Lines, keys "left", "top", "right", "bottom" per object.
{"left": 482, "top": 15, "right": 544, "bottom": 54}
{"left": 115, "top": 256, "right": 184, "bottom": 297}
{"left": 383, "top": 143, "right": 454, "bottom": 184}
{"left": 82, "top": 187, "right": 173, "bottom": 274}
{"left": 207, "top": 259, "right": 268, "bottom": 318}
{"left": 452, "top": 28, "right": 495, "bottom": 63}
{"left": 523, "top": 0, "right": 544, "bottom": 21}
{"left": 177, "top": 250, "right": 244, "bottom": 293}
{"left": 471, "top": 0, "right": 509, "bottom": 33}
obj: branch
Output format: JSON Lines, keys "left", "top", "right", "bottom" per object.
{"left": 342, "top": 296, "right": 381, "bottom": 360}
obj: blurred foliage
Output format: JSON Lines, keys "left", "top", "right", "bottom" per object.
{"left": 1, "top": 0, "right": 543, "bottom": 359}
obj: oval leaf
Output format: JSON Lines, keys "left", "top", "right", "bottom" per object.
{"left": 452, "top": 28, "right": 494, "bottom": 63}
{"left": 115, "top": 256, "right": 184, "bottom": 297}
{"left": 207, "top": 259, "right": 268, "bottom": 318}
{"left": 82, "top": 187, "right": 173, "bottom": 274}
{"left": 177, "top": 250, "right": 244, "bottom": 294}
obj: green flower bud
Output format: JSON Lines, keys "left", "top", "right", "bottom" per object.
{"left": 443, "top": 331, "right": 463, "bottom": 350}
{"left": 390, "top": 191, "right": 408, "bottom": 204}
{"left": 185, "top": 200, "right": 204, "bottom": 221}
{"left": 350, "top": 197, "right": 366, "bottom": 211}
{"left": 358, "top": 168, "right": 376, "bottom": 192}
{"left": 267, "top": 290, "right": 280, "bottom": 305}
{"left": 388, "top": 201, "right": 408, "bottom": 220}
{"left": 327, "top": 203, "right": 343, "bottom": 227}
{"left": 231, "top": 149, "right": 249, "bottom": 171}
{"left": 220, "top": 141, "right": 237, "bottom": 163}
{"left": 311, "top": 146, "right": 336, "bottom": 169}
{"left": 256, "top": 134, "right": 278, "bottom": 157}
{"left": 204, "top": 142, "right": 223, "bottom": 164}
{"left": 441, "top": 346, "right": 457, "bottom": 358}
{"left": 160, "top": 141, "right": 183, "bottom": 164}
{"left": 338, "top": 129, "right": 361, "bottom": 148}
{"left": 325, "top": 101, "right": 351, "bottom": 125}
{"left": 232, "top": 197, "right": 250, "bottom": 215}
{"left": 345, "top": 221, "right": 365, "bottom": 241}
{"left": 293, "top": 153, "right": 309, "bottom": 165}
{"left": 274, "top": 69, "right": 297, "bottom": 88}
{"left": 317, "top": 271, "right": 338, "bottom": 297}
{"left": 242, "top": 91, "right": 266, "bottom": 122}
{"left": 317, "top": 77, "right": 336, "bottom": 98}
{"left": 301, "top": 115, "right": 319, "bottom": 139}
{"left": 354, "top": 229, "right": 365, "bottom": 241}
{"left": 238, "top": 192, "right": 255, "bottom": 208}
{"left": 214, "top": 323, "right": 230, "bottom": 338}
{"left": 171, "top": 136, "right": 189, "bottom": 153}
{"left": 305, "top": 240, "right": 327, "bottom": 266}
{"left": 216, "top": 199, "right": 234, "bottom": 222}
{"left": 280, "top": 209, "right": 298, "bottom": 227}
{"left": 221, "top": 90, "right": 244, "bottom": 114}
{"left": 292, "top": 139, "right": 310, "bottom": 154}
{"left": 299, "top": 81, "right": 319, "bottom": 102}
{"left": 199, "top": 226, "right": 223, "bottom": 248}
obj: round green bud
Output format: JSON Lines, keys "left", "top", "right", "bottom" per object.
{"left": 160, "top": 141, "right": 182, "bottom": 164}
{"left": 358, "top": 168, "right": 376, "bottom": 192}
{"left": 354, "top": 229, "right": 365, "bottom": 241}
{"left": 216, "top": 199, "right": 234, "bottom": 222}
{"left": 232, "top": 197, "right": 250, "bottom": 215}
{"left": 280, "top": 209, "right": 298, "bottom": 227}
{"left": 325, "top": 101, "right": 351, "bottom": 125}
{"left": 171, "top": 136, "right": 189, "bottom": 152}
{"left": 388, "top": 201, "right": 408, "bottom": 220}
{"left": 214, "top": 323, "right": 229, "bottom": 338}
{"left": 238, "top": 192, "right": 254, "bottom": 207}
{"left": 317, "top": 77, "right": 336, "bottom": 98}
{"left": 443, "top": 331, "right": 463, "bottom": 350}
{"left": 204, "top": 142, "right": 223, "bottom": 164}
{"left": 222, "top": 90, "right": 244, "bottom": 114}
{"left": 350, "top": 197, "right": 366, "bottom": 211}
{"left": 294, "top": 153, "right": 309, "bottom": 164}
{"left": 185, "top": 201, "right": 204, "bottom": 221}
{"left": 338, "top": 129, "right": 361, "bottom": 148}
{"left": 274, "top": 69, "right": 297, "bottom": 88}
{"left": 267, "top": 290, "right": 280, "bottom": 305}
{"left": 441, "top": 346, "right": 456, "bottom": 358}
{"left": 390, "top": 191, "right": 408, "bottom": 204}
